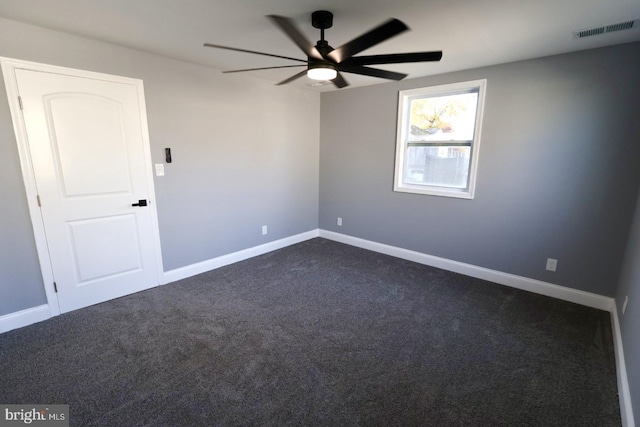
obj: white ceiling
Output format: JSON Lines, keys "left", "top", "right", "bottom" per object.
{"left": 0, "top": 0, "right": 639, "bottom": 92}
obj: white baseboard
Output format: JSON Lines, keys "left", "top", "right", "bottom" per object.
{"left": 162, "top": 229, "right": 320, "bottom": 284}
{"left": 0, "top": 304, "right": 51, "bottom": 334}
{"left": 319, "top": 230, "right": 614, "bottom": 312}
{"left": 612, "top": 305, "right": 636, "bottom": 427}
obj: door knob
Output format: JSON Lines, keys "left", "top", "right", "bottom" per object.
{"left": 132, "top": 199, "right": 148, "bottom": 207}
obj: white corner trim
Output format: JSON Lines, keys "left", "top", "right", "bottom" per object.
{"left": 0, "top": 305, "right": 51, "bottom": 334}
{"left": 319, "top": 230, "right": 614, "bottom": 311}
{"left": 162, "top": 229, "right": 320, "bottom": 284}
{"left": 1, "top": 58, "right": 60, "bottom": 316}
{"left": 612, "top": 305, "right": 636, "bottom": 427}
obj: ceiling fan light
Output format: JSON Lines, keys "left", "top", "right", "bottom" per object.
{"left": 307, "top": 66, "right": 337, "bottom": 81}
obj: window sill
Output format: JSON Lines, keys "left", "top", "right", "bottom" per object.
{"left": 393, "top": 183, "right": 475, "bottom": 199}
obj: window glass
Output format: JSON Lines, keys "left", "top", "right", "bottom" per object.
{"left": 404, "top": 146, "right": 470, "bottom": 188}
{"left": 409, "top": 92, "right": 478, "bottom": 142}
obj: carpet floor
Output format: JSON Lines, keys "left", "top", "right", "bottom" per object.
{"left": 0, "top": 238, "right": 621, "bottom": 426}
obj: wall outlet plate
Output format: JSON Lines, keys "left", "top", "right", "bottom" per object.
{"left": 546, "top": 258, "right": 558, "bottom": 272}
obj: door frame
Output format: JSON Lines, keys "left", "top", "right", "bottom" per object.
{"left": 1, "top": 57, "right": 164, "bottom": 317}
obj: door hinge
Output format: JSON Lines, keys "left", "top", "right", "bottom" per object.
{"left": 53, "top": 282, "right": 58, "bottom": 293}
{"left": 18, "top": 96, "right": 23, "bottom": 110}
{"left": 37, "top": 195, "right": 41, "bottom": 207}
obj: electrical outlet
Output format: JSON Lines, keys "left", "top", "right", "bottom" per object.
{"left": 155, "top": 164, "right": 165, "bottom": 176}
{"left": 262, "top": 225, "right": 268, "bottom": 235}
{"left": 546, "top": 258, "right": 557, "bottom": 272}
{"left": 337, "top": 217, "right": 342, "bottom": 226}
{"left": 623, "top": 296, "right": 629, "bottom": 315}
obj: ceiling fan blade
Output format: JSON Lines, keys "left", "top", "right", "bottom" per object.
{"left": 338, "top": 64, "right": 407, "bottom": 81}
{"left": 342, "top": 51, "right": 443, "bottom": 66}
{"left": 327, "top": 18, "right": 408, "bottom": 63}
{"left": 267, "top": 15, "right": 323, "bottom": 60}
{"left": 223, "top": 65, "right": 306, "bottom": 74}
{"left": 332, "top": 73, "right": 349, "bottom": 88}
{"left": 204, "top": 43, "right": 307, "bottom": 63}
{"left": 276, "top": 69, "right": 308, "bottom": 86}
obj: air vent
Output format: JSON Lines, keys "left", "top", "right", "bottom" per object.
{"left": 574, "top": 19, "right": 637, "bottom": 38}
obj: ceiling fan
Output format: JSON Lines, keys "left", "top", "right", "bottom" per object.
{"left": 204, "top": 10, "right": 443, "bottom": 89}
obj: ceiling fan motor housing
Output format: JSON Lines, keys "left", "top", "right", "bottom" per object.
{"left": 308, "top": 57, "right": 336, "bottom": 72}
{"left": 314, "top": 40, "right": 334, "bottom": 57}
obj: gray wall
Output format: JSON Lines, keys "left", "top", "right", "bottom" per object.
{"left": 0, "top": 18, "right": 320, "bottom": 316}
{"left": 616, "top": 186, "right": 640, "bottom": 423}
{"left": 320, "top": 42, "right": 640, "bottom": 297}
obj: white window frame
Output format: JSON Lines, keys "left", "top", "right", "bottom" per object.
{"left": 393, "top": 79, "right": 487, "bottom": 199}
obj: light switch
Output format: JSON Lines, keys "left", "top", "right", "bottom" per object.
{"left": 155, "top": 164, "right": 165, "bottom": 176}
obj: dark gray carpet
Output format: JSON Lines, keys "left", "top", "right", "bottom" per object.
{"left": 0, "top": 238, "right": 621, "bottom": 426}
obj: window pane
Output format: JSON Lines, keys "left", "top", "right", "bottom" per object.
{"left": 404, "top": 146, "right": 470, "bottom": 188}
{"left": 409, "top": 92, "right": 478, "bottom": 142}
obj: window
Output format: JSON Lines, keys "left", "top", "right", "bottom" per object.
{"left": 394, "top": 80, "right": 486, "bottom": 199}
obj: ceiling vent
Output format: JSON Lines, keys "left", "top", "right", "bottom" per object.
{"left": 574, "top": 19, "right": 637, "bottom": 38}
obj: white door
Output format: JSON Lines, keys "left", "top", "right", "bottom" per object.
{"left": 14, "top": 68, "right": 161, "bottom": 313}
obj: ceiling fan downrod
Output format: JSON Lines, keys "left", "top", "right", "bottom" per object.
{"left": 312, "top": 10, "right": 333, "bottom": 42}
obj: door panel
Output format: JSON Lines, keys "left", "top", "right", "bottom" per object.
{"left": 47, "top": 94, "right": 132, "bottom": 197}
{"left": 67, "top": 214, "right": 143, "bottom": 283}
{"left": 15, "top": 68, "right": 160, "bottom": 313}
